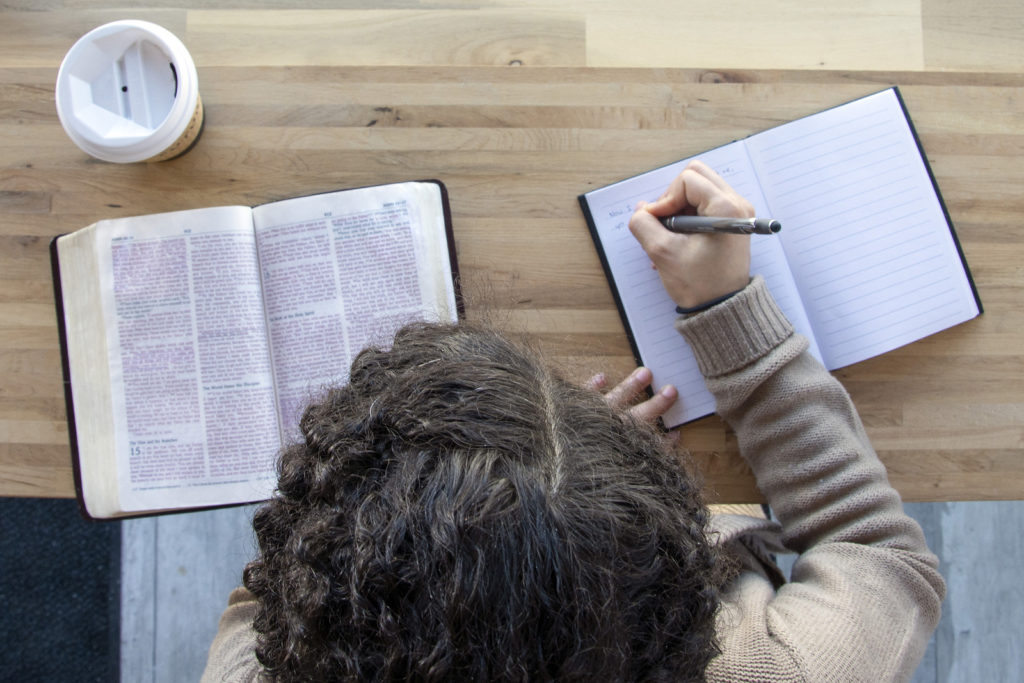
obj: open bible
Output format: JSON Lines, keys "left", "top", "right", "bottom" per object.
{"left": 52, "top": 180, "right": 460, "bottom": 519}
{"left": 580, "top": 88, "right": 982, "bottom": 428}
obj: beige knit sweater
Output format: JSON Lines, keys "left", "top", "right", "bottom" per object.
{"left": 682, "top": 276, "right": 944, "bottom": 682}
{"left": 201, "top": 276, "right": 944, "bottom": 682}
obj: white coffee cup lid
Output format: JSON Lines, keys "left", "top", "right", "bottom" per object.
{"left": 55, "top": 20, "right": 200, "bottom": 163}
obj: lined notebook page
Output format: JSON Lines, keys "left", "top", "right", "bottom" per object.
{"left": 746, "top": 88, "right": 980, "bottom": 369}
{"left": 582, "top": 144, "right": 819, "bottom": 427}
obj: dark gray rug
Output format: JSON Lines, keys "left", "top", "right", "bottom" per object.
{"left": 0, "top": 497, "right": 120, "bottom": 682}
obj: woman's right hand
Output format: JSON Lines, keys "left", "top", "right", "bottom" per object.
{"left": 628, "top": 160, "right": 755, "bottom": 309}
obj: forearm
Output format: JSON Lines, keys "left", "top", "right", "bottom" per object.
{"left": 676, "top": 276, "right": 934, "bottom": 556}
{"left": 680, "top": 277, "right": 945, "bottom": 680}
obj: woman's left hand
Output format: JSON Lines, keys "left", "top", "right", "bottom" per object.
{"left": 587, "top": 367, "right": 678, "bottom": 424}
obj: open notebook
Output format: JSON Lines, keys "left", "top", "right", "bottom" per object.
{"left": 580, "top": 87, "right": 982, "bottom": 427}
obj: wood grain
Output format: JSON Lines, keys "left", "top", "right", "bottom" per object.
{"left": 1, "top": 2, "right": 1023, "bottom": 502}
{"left": 586, "top": 0, "right": 925, "bottom": 70}
{"left": 923, "top": 0, "right": 1024, "bottom": 71}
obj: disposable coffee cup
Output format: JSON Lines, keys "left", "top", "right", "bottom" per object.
{"left": 55, "top": 20, "right": 203, "bottom": 163}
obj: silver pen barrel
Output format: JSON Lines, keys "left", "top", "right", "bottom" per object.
{"left": 659, "top": 216, "right": 781, "bottom": 235}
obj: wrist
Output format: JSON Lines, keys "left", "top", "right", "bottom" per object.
{"left": 667, "top": 257, "right": 751, "bottom": 311}
{"left": 674, "top": 287, "right": 745, "bottom": 316}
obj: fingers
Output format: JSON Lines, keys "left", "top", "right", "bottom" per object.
{"left": 686, "top": 159, "right": 732, "bottom": 193}
{"left": 638, "top": 161, "right": 754, "bottom": 220}
{"left": 599, "top": 366, "right": 679, "bottom": 423}
{"left": 688, "top": 161, "right": 755, "bottom": 217}
{"left": 602, "top": 366, "right": 654, "bottom": 409}
{"left": 642, "top": 167, "right": 723, "bottom": 217}
{"left": 628, "top": 205, "right": 677, "bottom": 258}
{"left": 627, "top": 383, "right": 678, "bottom": 423}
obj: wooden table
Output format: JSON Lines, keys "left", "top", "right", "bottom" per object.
{"left": 2, "top": 19, "right": 1022, "bottom": 502}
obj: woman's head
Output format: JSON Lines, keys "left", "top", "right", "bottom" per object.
{"left": 245, "top": 322, "right": 728, "bottom": 682}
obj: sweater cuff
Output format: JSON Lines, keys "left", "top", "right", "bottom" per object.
{"left": 674, "top": 275, "right": 793, "bottom": 378}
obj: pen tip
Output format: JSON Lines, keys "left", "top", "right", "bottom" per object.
{"left": 769, "top": 220, "right": 782, "bottom": 233}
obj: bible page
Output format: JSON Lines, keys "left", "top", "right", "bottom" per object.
{"left": 253, "top": 182, "right": 458, "bottom": 439}
{"left": 745, "top": 88, "right": 981, "bottom": 370}
{"left": 93, "top": 207, "right": 281, "bottom": 513}
{"left": 582, "top": 144, "right": 820, "bottom": 427}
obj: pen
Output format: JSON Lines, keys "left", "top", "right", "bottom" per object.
{"left": 658, "top": 216, "right": 782, "bottom": 235}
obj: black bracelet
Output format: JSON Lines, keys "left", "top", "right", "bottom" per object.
{"left": 674, "top": 287, "right": 744, "bottom": 315}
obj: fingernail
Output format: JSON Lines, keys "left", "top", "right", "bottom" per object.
{"left": 660, "top": 384, "right": 677, "bottom": 398}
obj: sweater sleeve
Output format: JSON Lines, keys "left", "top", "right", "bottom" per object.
{"left": 200, "top": 587, "right": 263, "bottom": 683}
{"left": 677, "top": 276, "right": 946, "bottom": 683}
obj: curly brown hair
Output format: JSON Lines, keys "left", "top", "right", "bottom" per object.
{"left": 244, "top": 322, "right": 730, "bottom": 682}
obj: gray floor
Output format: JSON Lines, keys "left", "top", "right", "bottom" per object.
{"left": 906, "top": 502, "right": 1024, "bottom": 683}
{"left": 120, "top": 504, "right": 260, "bottom": 683}
{"left": 121, "top": 502, "right": 1024, "bottom": 682}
